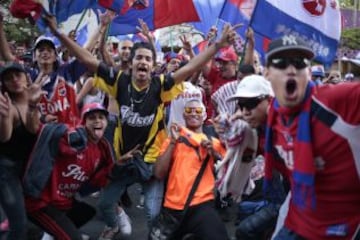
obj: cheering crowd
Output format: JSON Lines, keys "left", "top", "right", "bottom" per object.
{"left": 0, "top": 7, "right": 360, "bottom": 240}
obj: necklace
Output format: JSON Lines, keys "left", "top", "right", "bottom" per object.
{"left": 128, "top": 83, "right": 150, "bottom": 111}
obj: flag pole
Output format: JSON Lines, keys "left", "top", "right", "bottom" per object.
{"left": 239, "top": 0, "right": 259, "bottom": 65}
{"left": 170, "top": 27, "right": 174, "bottom": 52}
{"left": 74, "top": 9, "right": 88, "bottom": 32}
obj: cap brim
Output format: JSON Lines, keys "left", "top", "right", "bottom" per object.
{"left": 227, "top": 92, "right": 259, "bottom": 102}
{"left": 266, "top": 46, "right": 315, "bottom": 62}
{"left": 0, "top": 66, "right": 25, "bottom": 78}
{"left": 34, "top": 40, "right": 56, "bottom": 51}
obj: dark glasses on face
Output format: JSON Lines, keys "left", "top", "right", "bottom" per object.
{"left": 238, "top": 96, "right": 266, "bottom": 111}
{"left": 268, "top": 57, "right": 310, "bottom": 70}
{"left": 184, "top": 107, "right": 204, "bottom": 115}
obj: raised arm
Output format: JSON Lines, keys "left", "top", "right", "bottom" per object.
{"left": 76, "top": 76, "right": 95, "bottom": 105}
{"left": 179, "top": 35, "right": 195, "bottom": 59}
{"left": 44, "top": 15, "right": 100, "bottom": 73}
{"left": 97, "top": 10, "right": 117, "bottom": 67}
{"left": 137, "top": 19, "right": 156, "bottom": 57}
{"left": 201, "top": 26, "right": 218, "bottom": 78}
{"left": 0, "top": 13, "right": 16, "bottom": 61}
{"left": 172, "top": 24, "right": 237, "bottom": 84}
{"left": 243, "top": 28, "right": 255, "bottom": 66}
{"left": 25, "top": 72, "right": 48, "bottom": 134}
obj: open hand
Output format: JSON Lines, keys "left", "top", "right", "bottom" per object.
{"left": 0, "top": 92, "right": 11, "bottom": 118}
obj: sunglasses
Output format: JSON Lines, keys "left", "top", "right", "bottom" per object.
{"left": 238, "top": 96, "right": 267, "bottom": 111}
{"left": 184, "top": 107, "right": 204, "bottom": 115}
{"left": 268, "top": 57, "right": 310, "bottom": 70}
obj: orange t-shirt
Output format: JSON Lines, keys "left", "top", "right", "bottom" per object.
{"left": 160, "top": 127, "right": 225, "bottom": 210}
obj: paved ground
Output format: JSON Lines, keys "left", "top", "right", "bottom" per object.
{"left": 25, "top": 183, "right": 238, "bottom": 240}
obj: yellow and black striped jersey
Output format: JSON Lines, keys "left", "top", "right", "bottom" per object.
{"left": 94, "top": 63, "right": 183, "bottom": 163}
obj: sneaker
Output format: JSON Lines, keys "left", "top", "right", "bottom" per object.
{"left": 136, "top": 194, "right": 145, "bottom": 209}
{"left": 0, "top": 219, "right": 9, "bottom": 232}
{"left": 98, "top": 226, "right": 119, "bottom": 240}
{"left": 117, "top": 208, "right": 132, "bottom": 236}
{"left": 41, "top": 233, "right": 54, "bottom": 240}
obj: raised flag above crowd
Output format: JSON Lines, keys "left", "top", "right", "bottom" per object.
{"left": 250, "top": 0, "right": 342, "bottom": 66}
{"left": 8, "top": 0, "right": 343, "bottom": 66}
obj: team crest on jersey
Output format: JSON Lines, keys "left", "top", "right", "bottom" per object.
{"left": 302, "top": 0, "right": 326, "bottom": 16}
{"left": 58, "top": 82, "right": 67, "bottom": 96}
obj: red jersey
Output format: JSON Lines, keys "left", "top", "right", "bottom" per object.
{"left": 38, "top": 77, "right": 79, "bottom": 126}
{"left": 207, "top": 65, "right": 237, "bottom": 95}
{"left": 25, "top": 135, "right": 113, "bottom": 212}
{"left": 271, "top": 83, "right": 360, "bottom": 239}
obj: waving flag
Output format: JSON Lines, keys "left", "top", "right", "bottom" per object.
{"left": 76, "top": 24, "right": 89, "bottom": 47}
{"left": 193, "top": 39, "right": 209, "bottom": 54}
{"left": 105, "top": 0, "right": 200, "bottom": 35}
{"left": 10, "top": 0, "right": 96, "bottom": 31}
{"left": 250, "top": 0, "right": 342, "bottom": 66}
{"left": 190, "top": 0, "right": 226, "bottom": 35}
{"left": 218, "top": 0, "right": 270, "bottom": 64}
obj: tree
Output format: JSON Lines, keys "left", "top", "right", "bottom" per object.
{"left": 1, "top": 1, "right": 39, "bottom": 46}
{"left": 340, "top": 0, "right": 355, "bottom": 8}
{"left": 341, "top": 28, "right": 360, "bottom": 49}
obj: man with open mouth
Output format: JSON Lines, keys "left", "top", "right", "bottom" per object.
{"left": 263, "top": 35, "right": 360, "bottom": 240}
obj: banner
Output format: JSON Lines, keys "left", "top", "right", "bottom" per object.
{"left": 251, "top": 0, "right": 342, "bottom": 66}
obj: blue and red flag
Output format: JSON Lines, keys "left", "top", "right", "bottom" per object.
{"left": 9, "top": 0, "right": 96, "bottom": 31}
{"left": 218, "top": 0, "right": 269, "bottom": 64}
{"left": 101, "top": 0, "right": 200, "bottom": 35}
{"left": 192, "top": 39, "right": 209, "bottom": 55}
{"left": 189, "top": 0, "right": 226, "bottom": 36}
{"left": 250, "top": 0, "right": 342, "bottom": 67}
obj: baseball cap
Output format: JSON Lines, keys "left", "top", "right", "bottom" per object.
{"left": 215, "top": 47, "right": 238, "bottom": 62}
{"left": 34, "top": 35, "right": 56, "bottom": 51}
{"left": 311, "top": 65, "right": 325, "bottom": 77}
{"left": 266, "top": 35, "right": 314, "bottom": 62}
{"left": 0, "top": 62, "right": 26, "bottom": 80}
{"left": 345, "top": 72, "right": 354, "bottom": 80}
{"left": 164, "top": 51, "right": 184, "bottom": 63}
{"left": 81, "top": 102, "right": 109, "bottom": 123}
{"left": 227, "top": 75, "right": 274, "bottom": 101}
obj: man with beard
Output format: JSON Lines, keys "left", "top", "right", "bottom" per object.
{"left": 263, "top": 35, "right": 360, "bottom": 240}
{"left": 42, "top": 14, "right": 238, "bottom": 240}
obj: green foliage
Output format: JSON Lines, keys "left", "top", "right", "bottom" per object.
{"left": 340, "top": 0, "right": 355, "bottom": 8}
{"left": 1, "top": 0, "right": 39, "bottom": 45}
{"left": 341, "top": 28, "right": 360, "bottom": 49}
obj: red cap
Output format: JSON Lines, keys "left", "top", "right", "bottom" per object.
{"left": 81, "top": 102, "right": 108, "bottom": 123}
{"left": 215, "top": 48, "right": 238, "bottom": 62}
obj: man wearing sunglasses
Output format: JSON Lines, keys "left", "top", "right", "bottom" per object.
{"left": 154, "top": 99, "right": 229, "bottom": 240}
{"left": 226, "top": 75, "right": 285, "bottom": 240}
{"left": 263, "top": 35, "right": 360, "bottom": 240}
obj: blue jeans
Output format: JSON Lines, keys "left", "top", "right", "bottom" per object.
{"left": 273, "top": 226, "right": 306, "bottom": 240}
{"left": 237, "top": 200, "right": 267, "bottom": 222}
{"left": 0, "top": 163, "right": 27, "bottom": 240}
{"left": 98, "top": 164, "right": 164, "bottom": 229}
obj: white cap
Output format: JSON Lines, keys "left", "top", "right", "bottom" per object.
{"left": 227, "top": 75, "right": 274, "bottom": 101}
{"left": 34, "top": 35, "right": 56, "bottom": 50}
{"left": 345, "top": 73, "right": 354, "bottom": 79}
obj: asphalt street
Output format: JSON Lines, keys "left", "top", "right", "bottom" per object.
{"left": 26, "top": 183, "right": 238, "bottom": 240}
